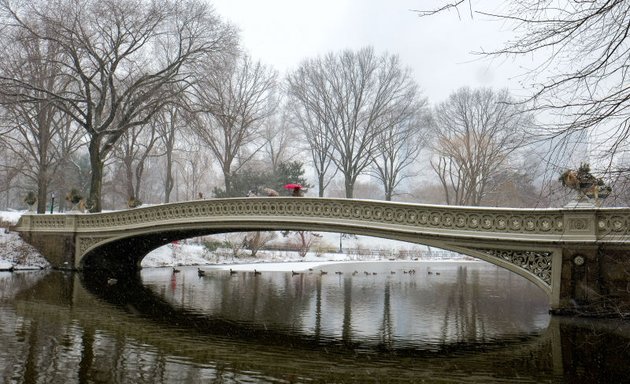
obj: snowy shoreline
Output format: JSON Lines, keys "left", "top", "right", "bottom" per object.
{"left": 201, "top": 258, "right": 478, "bottom": 272}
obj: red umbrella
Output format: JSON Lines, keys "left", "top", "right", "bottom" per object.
{"left": 283, "top": 183, "right": 303, "bottom": 190}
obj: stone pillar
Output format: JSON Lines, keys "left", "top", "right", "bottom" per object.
{"left": 555, "top": 247, "right": 600, "bottom": 313}
{"left": 596, "top": 248, "right": 630, "bottom": 315}
{"left": 11, "top": 214, "right": 79, "bottom": 270}
{"left": 557, "top": 204, "right": 630, "bottom": 316}
{"left": 22, "top": 231, "right": 76, "bottom": 269}
{"left": 555, "top": 204, "right": 599, "bottom": 315}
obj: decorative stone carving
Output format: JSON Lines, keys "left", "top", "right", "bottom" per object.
{"left": 31, "top": 216, "right": 66, "bottom": 228}
{"left": 78, "top": 236, "right": 110, "bottom": 255}
{"left": 597, "top": 214, "right": 629, "bottom": 235}
{"left": 569, "top": 218, "right": 589, "bottom": 231}
{"left": 573, "top": 255, "right": 585, "bottom": 266}
{"left": 472, "top": 248, "right": 553, "bottom": 286}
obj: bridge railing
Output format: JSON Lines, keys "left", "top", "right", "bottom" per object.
{"left": 11, "top": 197, "right": 630, "bottom": 244}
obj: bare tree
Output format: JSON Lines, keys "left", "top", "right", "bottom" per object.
{"left": 291, "top": 231, "right": 322, "bottom": 257}
{"left": 176, "top": 138, "right": 214, "bottom": 201}
{"left": 0, "top": 139, "right": 25, "bottom": 208}
{"left": 260, "top": 104, "right": 300, "bottom": 173}
{"left": 0, "top": 0, "right": 237, "bottom": 212}
{"left": 371, "top": 104, "right": 430, "bottom": 201}
{"left": 0, "top": 19, "right": 83, "bottom": 213}
{"left": 414, "top": 0, "right": 630, "bottom": 176}
{"left": 287, "top": 47, "right": 421, "bottom": 198}
{"left": 243, "top": 231, "right": 276, "bottom": 258}
{"left": 431, "top": 87, "right": 530, "bottom": 206}
{"left": 0, "top": 103, "right": 82, "bottom": 212}
{"left": 153, "top": 104, "right": 187, "bottom": 203}
{"left": 112, "top": 122, "right": 159, "bottom": 205}
{"left": 613, "top": 172, "right": 630, "bottom": 207}
{"left": 191, "top": 54, "right": 278, "bottom": 196}
{"left": 481, "top": 163, "right": 547, "bottom": 207}
{"left": 286, "top": 85, "right": 337, "bottom": 197}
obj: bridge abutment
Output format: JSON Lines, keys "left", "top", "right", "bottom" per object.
{"left": 555, "top": 247, "right": 630, "bottom": 317}
{"left": 21, "top": 231, "right": 76, "bottom": 270}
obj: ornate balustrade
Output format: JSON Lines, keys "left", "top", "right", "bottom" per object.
{"left": 13, "top": 197, "right": 629, "bottom": 242}
{"left": 595, "top": 210, "right": 630, "bottom": 238}
{"left": 15, "top": 198, "right": 556, "bottom": 233}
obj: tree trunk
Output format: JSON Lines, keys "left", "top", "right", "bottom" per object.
{"left": 248, "top": 231, "right": 261, "bottom": 257}
{"left": 36, "top": 117, "right": 51, "bottom": 214}
{"left": 318, "top": 173, "right": 325, "bottom": 197}
{"left": 298, "top": 231, "right": 310, "bottom": 257}
{"left": 164, "top": 150, "right": 174, "bottom": 203}
{"left": 134, "top": 161, "right": 144, "bottom": 201}
{"left": 223, "top": 168, "right": 233, "bottom": 197}
{"left": 87, "top": 140, "right": 104, "bottom": 213}
{"left": 385, "top": 188, "right": 392, "bottom": 201}
{"left": 344, "top": 175, "right": 354, "bottom": 198}
{"left": 36, "top": 168, "right": 48, "bottom": 214}
{"left": 125, "top": 160, "right": 134, "bottom": 200}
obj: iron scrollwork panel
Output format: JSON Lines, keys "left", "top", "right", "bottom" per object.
{"left": 472, "top": 248, "right": 553, "bottom": 287}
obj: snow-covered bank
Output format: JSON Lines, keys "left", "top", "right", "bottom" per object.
{"left": 140, "top": 240, "right": 406, "bottom": 269}
{"left": 205, "top": 258, "right": 478, "bottom": 273}
{"left": 209, "top": 260, "right": 347, "bottom": 272}
{"left": 1, "top": 211, "right": 50, "bottom": 270}
{"left": 142, "top": 241, "right": 474, "bottom": 271}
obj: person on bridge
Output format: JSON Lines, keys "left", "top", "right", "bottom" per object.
{"left": 247, "top": 188, "right": 279, "bottom": 197}
{"left": 284, "top": 183, "right": 304, "bottom": 197}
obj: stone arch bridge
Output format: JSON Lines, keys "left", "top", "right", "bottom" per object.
{"left": 11, "top": 197, "right": 630, "bottom": 315}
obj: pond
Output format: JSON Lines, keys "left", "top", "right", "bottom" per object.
{"left": 1, "top": 261, "right": 629, "bottom": 383}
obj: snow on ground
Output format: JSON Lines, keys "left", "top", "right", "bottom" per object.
{"left": 1, "top": 210, "right": 470, "bottom": 271}
{"left": 140, "top": 238, "right": 395, "bottom": 269}
{"left": 0, "top": 210, "right": 22, "bottom": 224}
{"left": 142, "top": 242, "right": 362, "bottom": 271}
{"left": 0, "top": 210, "right": 50, "bottom": 270}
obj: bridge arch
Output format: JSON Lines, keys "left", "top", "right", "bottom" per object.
{"left": 79, "top": 222, "right": 557, "bottom": 300}
{"left": 73, "top": 198, "right": 563, "bottom": 301}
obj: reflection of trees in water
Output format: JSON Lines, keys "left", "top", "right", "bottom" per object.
{"left": 441, "top": 266, "right": 486, "bottom": 344}
{"left": 78, "top": 327, "right": 94, "bottom": 383}
{"left": 250, "top": 272, "right": 260, "bottom": 320}
{"left": 148, "top": 264, "right": 554, "bottom": 350}
{"left": 5, "top": 270, "right": 596, "bottom": 384}
{"left": 181, "top": 272, "right": 317, "bottom": 331}
{"left": 342, "top": 278, "right": 352, "bottom": 345}
{"left": 314, "top": 278, "right": 322, "bottom": 340}
{"left": 168, "top": 270, "right": 392, "bottom": 348}
{"left": 379, "top": 281, "right": 393, "bottom": 350}
{"left": 0, "top": 270, "right": 49, "bottom": 300}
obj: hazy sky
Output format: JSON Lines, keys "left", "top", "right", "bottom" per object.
{"left": 210, "top": 0, "right": 533, "bottom": 104}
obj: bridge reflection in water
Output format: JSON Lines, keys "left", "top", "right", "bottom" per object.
{"left": 142, "top": 263, "right": 550, "bottom": 350}
{"left": 3, "top": 264, "right": 630, "bottom": 382}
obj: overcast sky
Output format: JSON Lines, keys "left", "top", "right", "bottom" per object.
{"left": 210, "top": 0, "right": 534, "bottom": 104}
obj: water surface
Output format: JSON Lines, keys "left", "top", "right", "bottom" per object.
{"left": 1, "top": 261, "right": 629, "bottom": 383}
